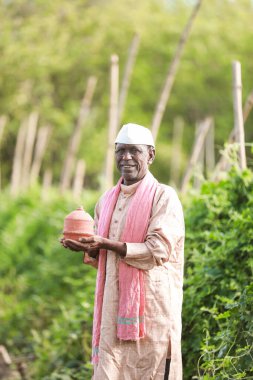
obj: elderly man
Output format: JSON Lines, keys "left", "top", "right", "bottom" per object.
{"left": 63, "top": 123, "right": 185, "bottom": 380}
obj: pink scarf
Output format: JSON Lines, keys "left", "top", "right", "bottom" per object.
{"left": 92, "top": 171, "right": 158, "bottom": 364}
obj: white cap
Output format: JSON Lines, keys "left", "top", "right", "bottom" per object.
{"left": 115, "top": 123, "right": 155, "bottom": 147}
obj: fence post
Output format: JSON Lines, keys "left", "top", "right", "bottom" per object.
{"left": 151, "top": 0, "right": 203, "bottom": 142}
{"left": 205, "top": 118, "right": 215, "bottom": 175}
{"left": 232, "top": 61, "right": 246, "bottom": 170}
{"left": 104, "top": 54, "right": 119, "bottom": 190}
{"left": 118, "top": 34, "right": 140, "bottom": 127}
{"left": 30, "top": 125, "right": 51, "bottom": 184}
{"left": 243, "top": 89, "right": 253, "bottom": 121}
{"left": 181, "top": 117, "right": 212, "bottom": 194}
{"left": 72, "top": 159, "right": 86, "bottom": 199}
{"left": 10, "top": 120, "right": 27, "bottom": 196}
{"left": 170, "top": 117, "right": 184, "bottom": 187}
{"left": 0, "top": 116, "right": 8, "bottom": 190}
{"left": 21, "top": 111, "right": 39, "bottom": 189}
{"left": 60, "top": 76, "right": 97, "bottom": 192}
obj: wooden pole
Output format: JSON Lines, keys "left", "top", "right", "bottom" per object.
{"left": 104, "top": 54, "right": 119, "bottom": 190}
{"left": 232, "top": 61, "right": 246, "bottom": 170}
{"left": 0, "top": 345, "right": 12, "bottom": 379}
{"left": 72, "top": 159, "right": 86, "bottom": 198}
{"left": 10, "top": 120, "right": 27, "bottom": 196}
{"left": 181, "top": 117, "right": 212, "bottom": 194}
{"left": 243, "top": 89, "right": 253, "bottom": 123}
{"left": 0, "top": 116, "right": 7, "bottom": 145}
{"left": 213, "top": 88, "right": 252, "bottom": 177}
{"left": 170, "top": 117, "right": 184, "bottom": 186}
{"left": 21, "top": 111, "right": 39, "bottom": 189}
{"left": 118, "top": 34, "right": 140, "bottom": 127}
{"left": 193, "top": 121, "right": 205, "bottom": 190}
{"left": 205, "top": 118, "right": 215, "bottom": 174}
{"left": 213, "top": 82, "right": 252, "bottom": 180}
{"left": 30, "top": 125, "right": 51, "bottom": 184}
{"left": 60, "top": 76, "right": 97, "bottom": 192}
{"left": 0, "top": 116, "right": 8, "bottom": 191}
{"left": 151, "top": 0, "right": 202, "bottom": 142}
{"left": 42, "top": 169, "right": 53, "bottom": 191}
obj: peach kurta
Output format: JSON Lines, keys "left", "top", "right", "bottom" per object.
{"left": 93, "top": 177, "right": 185, "bottom": 380}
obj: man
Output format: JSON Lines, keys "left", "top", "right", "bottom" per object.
{"left": 62, "top": 123, "right": 185, "bottom": 380}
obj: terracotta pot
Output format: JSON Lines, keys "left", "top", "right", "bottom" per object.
{"left": 63, "top": 206, "right": 94, "bottom": 241}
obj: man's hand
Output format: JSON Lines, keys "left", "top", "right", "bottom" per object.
{"left": 61, "top": 235, "right": 104, "bottom": 257}
{"left": 83, "top": 252, "right": 98, "bottom": 269}
{"left": 80, "top": 236, "right": 127, "bottom": 257}
{"left": 60, "top": 235, "right": 127, "bottom": 258}
{"left": 79, "top": 235, "right": 106, "bottom": 253}
{"left": 60, "top": 237, "right": 99, "bottom": 268}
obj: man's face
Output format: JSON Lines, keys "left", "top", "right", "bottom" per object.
{"left": 115, "top": 143, "right": 155, "bottom": 185}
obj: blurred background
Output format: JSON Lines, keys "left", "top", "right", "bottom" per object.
{"left": 0, "top": 0, "right": 253, "bottom": 379}
{"left": 0, "top": 0, "right": 253, "bottom": 191}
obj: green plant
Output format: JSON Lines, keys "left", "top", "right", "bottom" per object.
{"left": 182, "top": 169, "right": 253, "bottom": 379}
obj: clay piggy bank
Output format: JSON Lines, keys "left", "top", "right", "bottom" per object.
{"left": 63, "top": 206, "right": 94, "bottom": 241}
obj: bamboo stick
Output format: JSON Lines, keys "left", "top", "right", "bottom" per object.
{"left": 193, "top": 121, "right": 205, "bottom": 190}
{"left": 118, "top": 34, "right": 140, "bottom": 127}
{"left": 170, "top": 117, "right": 184, "bottom": 186}
{"left": 42, "top": 169, "right": 53, "bottom": 191}
{"left": 181, "top": 117, "right": 212, "bottom": 194}
{"left": 232, "top": 61, "right": 246, "bottom": 170}
{"left": 213, "top": 87, "right": 252, "bottom": 177}
{"left": 0, "top": 116, "right": 8, "bottom": 191}
{"left": 205, "top": 118, "right": 215, "bottom": 174}
{"left": 0, "top": 345, "right": 12, "bottom": 365}
{"left": 104, "top": 54, "right": 119, "bottom": 190}
{"left": 151, "top": 0, "right": 203, "bottom": 142}
{"left": 10, "top": 120, "right": 27, "bottom": 195}
{"left": 60, "top": 76, "right": 97, "bottom": 192}
{"left": 243, "top": 89, "right": 253, "bottom": 123}
{"left": 72, "top": 159, "right": 86, "bottom": 198}
{"left": 30, "top": 125, "right": 51, "bottom": 184}
{"left": 21, "top": 111, "right": 39, "bottom": 189}
{"left": 0, "top": 116, "right": 7, "bottom": 145}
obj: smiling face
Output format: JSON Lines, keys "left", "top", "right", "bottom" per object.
{"left": 115, "top": 143, "right": 155, "bottom": 185}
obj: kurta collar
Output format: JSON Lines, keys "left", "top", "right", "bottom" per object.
{"left": 120, "top": 178, "right": 142, "bottom": 195}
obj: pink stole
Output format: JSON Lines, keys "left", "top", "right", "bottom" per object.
{"left": 92, "top": 171, "right": 158, "bottom": 364}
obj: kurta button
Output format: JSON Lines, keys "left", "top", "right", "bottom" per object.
{"left": 119, "top": 208, "right": 122, "bottom": 211}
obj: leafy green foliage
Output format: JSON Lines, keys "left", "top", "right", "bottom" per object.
{"left": 182, "top": 169, "right": 253, "bottom": 379}
{"left": 0, "top": 187, "right": 98, "bottom": 378}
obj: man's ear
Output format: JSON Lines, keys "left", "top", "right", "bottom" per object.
{"left": 148, "top": 147, "right": 155, "bottom": 164}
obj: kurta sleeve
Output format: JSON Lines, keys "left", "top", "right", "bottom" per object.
{"left": 123, "top": 186, "right": 185, "bottom": 270}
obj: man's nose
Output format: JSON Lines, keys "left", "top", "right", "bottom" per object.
{"left": 122, "top": 151, "right": 132, "bottom": 160}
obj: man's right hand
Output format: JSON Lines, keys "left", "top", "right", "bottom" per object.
{"left": 59, "top": 238, "right": 98, "bottom": 269}
{"left": 83, "top": 252, "right": 98, "bottom": 269}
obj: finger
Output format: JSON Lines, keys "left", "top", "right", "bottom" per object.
{"left": 59, "top": 238, "right": 68, "bottom": 248}
{"left": 88, "top": 251, "right": 99, "bottom": 259}
{"left": 79, "top": 237, "right": 94, "bottom": 243}
{"left": 65, "top": 240, "right": 85, "bottom": 251}
{"left": 59, "top": 238, "right": 66, "bottom": 245}
{"left": 65, "top": 239, "right": 84, "bottom": 247}
{"left": 86, "top": 246, "right": 99, "bottom": 253}
{"left": 83, "top": 252, "right": 94, "bottom": 263}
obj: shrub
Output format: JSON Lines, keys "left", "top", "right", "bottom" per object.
{"left": 182, "top": 169, "right": 253, "bottom": 379}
